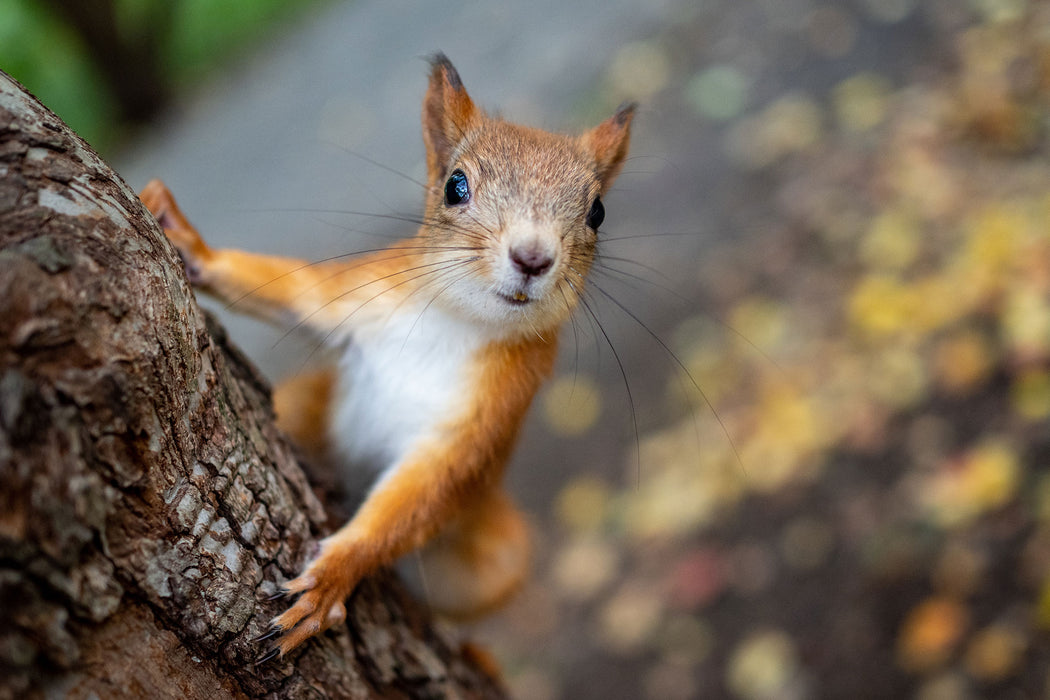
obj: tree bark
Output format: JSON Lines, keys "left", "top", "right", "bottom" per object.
{"left": 0, "top": 72, "right": 504, "bottom": 699}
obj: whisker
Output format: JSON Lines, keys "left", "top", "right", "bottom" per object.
{"left": 570, "top": 283, "right": 641, "bottom": 487}
{"left": 309, "top": 216, "right": 405, "bottom": 241}
{"left": 292, "top": 257, "right": 476, "bottom": 372}
{"left": 254, "top": 208, "right": 490, "bottom": 242}
{"left": 589, "top": 282, "right": 745, "bottom": 475}
{"left": 227, "top": 242, "right": 480, "bottom": 311}
{"left": 278, "top": 255, "right": 478, "bottom": 349}
{"left": 558, "top": 284, "right": 582, "bottom": 399}
{"left": 321, "top": 141, "right": 430, "bottom": 191}
{"left": 566, "top": 267, "right": 603, "bottom": 360}
{"left": 286, "top": 246, "right": 482, "bottom": 306}
{"left": 252, "top": 202, "right": 502, "bottom": 256}
{"left": 595, "top": 254, "right": 670, "bottom": 281}
{"left": 590, "top": 262, "right": 683, "bottom": 303}
{"left": 600, "top": 231, "right": 706, "bottom": 243}
{"left": 593, "top": 257, "right": 784, "bottom": 372}
{"left": 398, "top": 262, "right": 480, "bottom": 354}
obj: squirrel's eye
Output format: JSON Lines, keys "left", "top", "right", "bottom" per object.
{"left": 586, "top": 197, "right": 605, "bottom": 230}
{"left": 444, "top": 169, "right": 470, "bottom": 206}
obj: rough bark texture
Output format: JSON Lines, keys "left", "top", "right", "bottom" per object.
{"left": 0, "top": 72, "right": 504, "bottom": 699}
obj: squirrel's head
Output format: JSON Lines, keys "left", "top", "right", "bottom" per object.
{"left": 418, "top": 53, "right": 635, "bottom": 336}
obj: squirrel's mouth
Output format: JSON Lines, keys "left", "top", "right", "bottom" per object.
{"left": 497, "top": 291, "right": 531, "bottom": 306}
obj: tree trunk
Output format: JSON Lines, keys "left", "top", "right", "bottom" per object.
{"left": 0, "top": 72, "right": 504, "bottom": 699}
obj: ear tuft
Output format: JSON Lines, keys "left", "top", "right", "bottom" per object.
{"left": 423, "top": 53, "right": 481, "bottom": 186}
{"left": 429, "top": 52, "right": 463, "bottom": 91}
{"left": 613, "top": 101, "right": 638, "bottom": 127}
{"left": 581, "top": 103, "right": 636, "bottom": 192}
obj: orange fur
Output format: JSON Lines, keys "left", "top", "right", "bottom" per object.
{"left": 273, "top": 367, "right": 334, "bottom": 464}
{"left": 140, "top": 53, "right": 634, "bottom": 659}
{"left": 579, "top": 103, "right": 636, "bottom": 191}
{"left": 414, "top": 488, "right": 533, "bottom": 618}
{"left": 271, "top": 337, "right": 556, "bottom": 653}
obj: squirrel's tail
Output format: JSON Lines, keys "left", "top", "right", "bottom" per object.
{"left": 404, "top": 488, "right": 531, "bottom": 619}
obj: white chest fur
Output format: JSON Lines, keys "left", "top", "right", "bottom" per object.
{"left": 328, "top": 307, "right": 487, "bottom": 483}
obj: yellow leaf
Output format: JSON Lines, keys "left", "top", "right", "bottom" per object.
{"left": 964, "top": 624, "right": 1026, "bottom": 682}
{"left": 834, "top": 72, "right": 893, "bottom": 133}
{"left": 726, "top": 630, "right": 798, "bottom": 700}
{"left": 555, "top": 475, "right": 611, "bottom": 534}
{"left": 860, "top": 207, "right": 921, "bottom": 272}
{"left": 1011, "top": 370, "right": 1050, "bottom": 420}
{"left": 896, "top": 597, "right": 968, "bottom": 672}
{"left": 543, "top": 374, "right": 602, "bottom": 436}
{"left": 934, "top": 329, "right": 993, "bottom": 394}
{"left": 848, "top": 274, "right": 918, "bottom": 339}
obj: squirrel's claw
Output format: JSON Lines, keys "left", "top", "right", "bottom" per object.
{"left": 138, "top": 179, "right": 214, "bottom": 285}
{"left": 252, "top": 624, "right": 281, "bottom": 644}
{"left": 267, "top": 564, "right": 351, "bottom": 655}
{"left": 254, "top": 646, "right": 282, "bottom": 666}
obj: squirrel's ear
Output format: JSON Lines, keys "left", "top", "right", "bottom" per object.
{"left": 580, "top": 103, "right": 636, "bottom": 192}
{"left": 423, "top": 53, "right": 481, "bottom": 185}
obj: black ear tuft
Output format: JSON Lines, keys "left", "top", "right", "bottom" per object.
{"left": 613, "top": 102, "right": 638, "bottom": 127}
{"left": 429, "top": 52, "right": 463, "bottom": 91}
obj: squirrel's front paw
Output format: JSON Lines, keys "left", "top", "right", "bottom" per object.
{"left": 139, "top": 179, "right": 214, "bottom": 284}
{"left": 263, "top": 547, "right": 358, "bottom": 658}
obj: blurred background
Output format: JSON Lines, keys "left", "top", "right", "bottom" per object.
{"left": 5, "top": 0, "right": 1050, "bottom": 697}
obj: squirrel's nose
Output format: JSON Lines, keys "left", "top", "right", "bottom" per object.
{"left": 509, "top": 245, "right": 554, "bottom": 277}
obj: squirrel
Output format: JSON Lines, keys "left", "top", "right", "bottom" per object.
{"left": 139, "top": 53, "right": 635, "bottom": 658}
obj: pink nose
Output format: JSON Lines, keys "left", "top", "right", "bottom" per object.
{"left": 509, "top": 245, "right": 554, "bottom": 277}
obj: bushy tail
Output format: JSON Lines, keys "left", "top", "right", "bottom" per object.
{"left": 405, "top": 488, "right": 531, "bottom": 618}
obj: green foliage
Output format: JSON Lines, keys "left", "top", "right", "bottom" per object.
{"left": 0, "top": 0, "right": 327, "bottom": 154}
{"left": 161, "top": 0, "right": 318, "bottom": 85}
{"left": 0, "top": 0, "right": 116, "bottom": 150}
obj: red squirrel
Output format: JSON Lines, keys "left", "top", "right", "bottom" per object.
{"left": 140, "top": 54, "right": 634, "bottom": 658}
